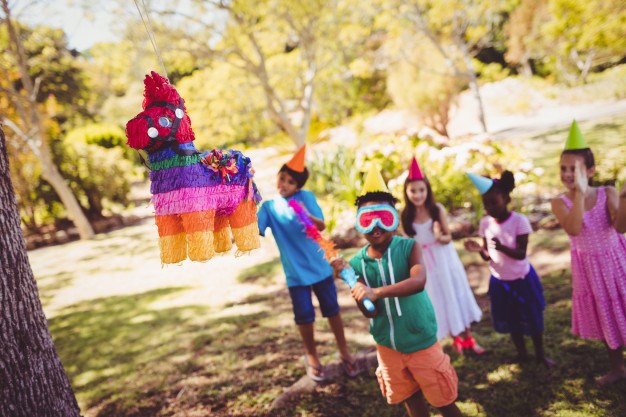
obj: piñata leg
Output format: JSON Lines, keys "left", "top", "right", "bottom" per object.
{"left": 181, "top": 210, "right": 215, "bottom": 261}
{"left": 214, "top": 215, "right": 233, "bottom": 253}
{"left": 229, "top": 200, "right": 260, "bottom": 252}
{"left": 155, "top": 214, "right": 187, "bottom": 264}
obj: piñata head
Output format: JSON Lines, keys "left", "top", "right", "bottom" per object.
{"left": 126, "top": 71, "right": 195, "bottom": 153}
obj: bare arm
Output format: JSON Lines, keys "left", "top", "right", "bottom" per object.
{"left": 434, "top": 203, "right": 452, "bottom": 244}
{"left": 551, "top": 195, "right": 584, "bottom": 235}
{"left": 493, "top": 234, "right": 529, "bottom": 260}
{"left": 551, "top": 160, "right": 588, "bottom": 236}
{"left": 308, "top": 214, "right": 326, "bottom": 231}
{"left": 616, "top": 184, "right": 626, "bottom": 233}
{"left": 351, "top": 243, "right": 426, "bottom": 303}
{"left": 605, "top": 186, "right": 618, "bottom": 225}
{"left": 464, "top": 238, "right": 491, "bottom": 261}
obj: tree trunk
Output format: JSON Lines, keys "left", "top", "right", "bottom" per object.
{"left": 37, "top": 144, "right": 95, "bottom": 239}
{"left": 0, "top": 126, "right": 82, "bottom": 417}
{"left": 458, "top": 40, "right": 488, "bottom": 133}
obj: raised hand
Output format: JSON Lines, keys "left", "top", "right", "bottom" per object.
{"left": 574, "top": 159, "right": 588, "bottom": 195}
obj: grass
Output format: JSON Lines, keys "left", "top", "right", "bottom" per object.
{"left": 41, "top": 226, "right": 626, "bottom": 417}
{"left": 36, "top": 111, "right": 626, "bottom": 416}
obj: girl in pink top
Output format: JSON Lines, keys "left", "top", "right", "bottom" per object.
{"left": 551, "top": 146, "right": 626, "bottom": 386}
{"left": 465, "top": 171, "right": 555, "bottom": 367}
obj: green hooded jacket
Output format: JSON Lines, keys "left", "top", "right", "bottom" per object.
{"left": 349, "top": 236, "right": 437, "bottom": 353}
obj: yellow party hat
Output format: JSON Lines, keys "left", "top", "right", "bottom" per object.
{"left": 564, "top": 120, "right": 588, "bottom": 150}
{"left": 360, "top": 162, "right": 389, "bottom": 195}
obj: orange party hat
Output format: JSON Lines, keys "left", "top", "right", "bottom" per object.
{"left": 286, "top": 144, "right": 306, "bottom": 172}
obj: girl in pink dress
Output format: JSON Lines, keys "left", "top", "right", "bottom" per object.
{"left": 551, "top": 143, "right": 626, "bottom": 386}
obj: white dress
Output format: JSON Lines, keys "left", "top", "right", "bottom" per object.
{"left": 413, "top": 219, "right": 483, "bottom": 340}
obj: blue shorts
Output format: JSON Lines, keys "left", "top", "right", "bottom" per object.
{"left": 288, "top": 275, "right": 340, "bottom": 324}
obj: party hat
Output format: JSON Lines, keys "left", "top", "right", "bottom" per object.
{"left": 408, "top": 157, "right": 425, "bottom": 180}
{"left": 466, "top": 173, "right": 494, "bottom": 195}
{"left": 564, "top": 120, "right": 588, "bottom": 150}
{"left": 286, "top": 144, "right": 306, "bottom": 172}
{"left": 361, "top": 162, "right": 389, "bottom": 195}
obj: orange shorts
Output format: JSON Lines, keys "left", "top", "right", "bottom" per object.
{"left": 375, "top": 342, "right": 458, "bottom": 407}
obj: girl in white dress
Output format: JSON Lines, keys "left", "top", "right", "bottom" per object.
{"left": 400, "top": 157, "right": 485, "bottom": 355}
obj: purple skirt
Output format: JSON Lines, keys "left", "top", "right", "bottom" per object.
{"left": 488, "top": 265, "right": 545, "bottom": 335}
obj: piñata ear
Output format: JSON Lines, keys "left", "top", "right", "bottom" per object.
{"left": 125, "top": 116, "right": 152, "bottom": 150}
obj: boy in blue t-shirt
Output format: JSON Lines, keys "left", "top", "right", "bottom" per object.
{"left": 257, "top": 145, "right": 356, "bottom": 381}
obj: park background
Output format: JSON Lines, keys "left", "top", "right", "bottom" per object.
{"left": 1, "top": 0, "right": 626, "bottom": 416}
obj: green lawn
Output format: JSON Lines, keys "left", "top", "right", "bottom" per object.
{"left": 46, "top": 227, "right": 626, "bottom": 417}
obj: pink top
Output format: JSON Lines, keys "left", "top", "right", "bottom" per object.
{"left": 479, "top": 211, "right": 532, "bottom": 281}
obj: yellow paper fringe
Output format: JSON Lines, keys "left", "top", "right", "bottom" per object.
{"left": 232, "top": 222, "right": 260, "bottom": 252}
{"left": 187, "top": 231, "right": 215, "bottom": 262}
{"left": 160, "top": 234, "right": 187, "bottom": 264}
{"left": 214, "top": 227, "right": 233, "bottom": 253}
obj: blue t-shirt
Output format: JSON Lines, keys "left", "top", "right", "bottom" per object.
{"left": 257, "top": 190, "right": 333, "bottom": 287}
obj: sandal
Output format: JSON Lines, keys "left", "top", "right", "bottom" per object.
{"left": 302, "top": 356, "right": 327, "bottom": 382}
{"left": 337, "top": 353, "right": 359, "bottom": 378}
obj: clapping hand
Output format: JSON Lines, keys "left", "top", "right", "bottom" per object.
{"left": 492, "top": 237, "right": 504, "bottom": 251}
{"left": 464, "top": 239, "right": 482, "bottom": 252}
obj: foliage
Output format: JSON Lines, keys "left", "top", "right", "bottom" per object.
{"left": 51, "top": 127, "right": 135, "bottom": 219}
{"left": 540, "top": 0, "right": 626, "bottom": 83}
{"left": 386, "top": 40, "right": 467, "bottom": 136}
{"left": 177, "top": 65, "right": 274, "bottom": 149}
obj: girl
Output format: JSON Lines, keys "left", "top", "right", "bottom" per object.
{"left": 464, "top": 171, "right": 554, "bottom": 367}
{"left": 401, "top": 158, "right": 485, "bottom": 355}
{"left": 551, "top": 134, "right": 626, "bottom": 385}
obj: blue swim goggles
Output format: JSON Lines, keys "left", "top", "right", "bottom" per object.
{"left": 355, "top": 204, "right": 400, "bottom": 234}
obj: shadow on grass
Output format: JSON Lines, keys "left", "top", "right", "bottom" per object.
{"left": 237, "top": 257, "right": 282, "bottom": 286}
{"left": 49, "top": 244, "right": 625, "bottom": 417}
{"left": 278, "top": 268, "right": 626, "bottom": 417}
{"left": 51, "top": 284, "right": 372, "bottom": 417}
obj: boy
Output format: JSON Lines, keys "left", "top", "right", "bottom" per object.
{"left": 332, "top": 164, "right": 463, "bottom": 417}
{"left": 257, "top": 145, "right": 356, "bottom": 381}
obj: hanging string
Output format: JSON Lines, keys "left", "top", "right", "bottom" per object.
{"left": 133, "top": 0, "right": 168, "bottom": 78}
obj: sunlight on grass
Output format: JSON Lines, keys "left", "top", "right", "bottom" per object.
{"left": 486, "top": 364, "right": 521, "bottom": 384}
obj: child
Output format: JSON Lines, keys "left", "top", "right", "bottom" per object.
{"left": 332, "top": 164, "right": 464, "bottom": 417}
{"left": 257, "top": 145, "right": 356, "bottom": 382}
{"left": 550, "top": 121, "right": 626, "bottom": 385}
{"left": 401, "top": 157, "right": 485, "bottom": 355}
{"left": 464, "top": 171, "right": 554, "bottom": 367}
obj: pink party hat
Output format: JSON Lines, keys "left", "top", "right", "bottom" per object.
{"left": 408, "top": 157, "right": 425, "bottom": 180}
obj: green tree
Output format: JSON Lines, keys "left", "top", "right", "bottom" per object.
{"left": 0, "top": 1, "right": 94, "bottom": 239}
{"left": 120, "top": 0, "right": 381, "bottom": 148}
{"left": 541, "top": 0, "right": 626, "bottom": 83}
{"left": 505, "top": 0, "right": 550, "bottom": 77}
{"left": 387, "top": 0, "right": 514, "bottom": 133}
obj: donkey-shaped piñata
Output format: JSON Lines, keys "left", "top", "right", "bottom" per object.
{"left": 126, "top": 71, "right": 261, "bottom": 264}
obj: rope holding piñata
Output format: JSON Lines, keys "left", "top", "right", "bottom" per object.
{"left": 288, "top": 199, "right": 375, "bottom": 312}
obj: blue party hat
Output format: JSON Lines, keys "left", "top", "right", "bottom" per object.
{"left": 466, "top": 173, "right": 494, "bottom": 195}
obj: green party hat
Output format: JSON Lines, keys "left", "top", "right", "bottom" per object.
{"left": 564, "top": 120, "right": 588, "bottom": 150}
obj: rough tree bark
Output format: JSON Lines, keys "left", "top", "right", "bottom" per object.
{"left": 0, "top": 125, "right": 81, "bottom": 416}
